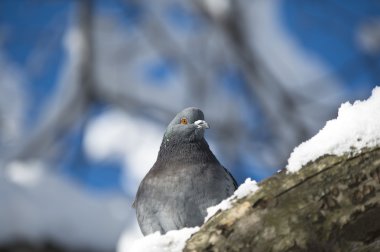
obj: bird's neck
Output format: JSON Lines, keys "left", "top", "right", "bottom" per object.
{"left": 157, "top": 137, "right": 219, "bottom": 164}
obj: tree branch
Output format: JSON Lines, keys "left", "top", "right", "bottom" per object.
{"left": 185, "top": 146, "right": 380, "bottom": 251}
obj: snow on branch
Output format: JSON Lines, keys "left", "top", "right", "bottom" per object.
{"left": 287, "top": 86, "right": 380, "bottom": 172}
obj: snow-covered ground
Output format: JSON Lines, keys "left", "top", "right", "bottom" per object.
{"left": 287, "top": 86, "right": 380, "bottom": 172}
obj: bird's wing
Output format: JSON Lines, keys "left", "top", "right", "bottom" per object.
{"left": 223, "top": 166, "right": 238, "bottom": 189}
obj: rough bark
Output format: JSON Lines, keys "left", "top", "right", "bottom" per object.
{"left": 185, "top": 146, "right": 380, "bottom": 252}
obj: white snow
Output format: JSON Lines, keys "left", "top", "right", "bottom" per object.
{"left": 123, "top": 227, "right": 199, "bottom": 252}
{"left": 117, "top": 222, "right": 143, "bottom": 252}
{"left": 287, "top": 86, "right": 380, "bottom": 172}
{"left": 205, "top": 178, "right": 259, "bottom": 221}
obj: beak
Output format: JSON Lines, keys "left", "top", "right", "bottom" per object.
{"left": 194, "top": 120, "right": 210, "bottom": 129}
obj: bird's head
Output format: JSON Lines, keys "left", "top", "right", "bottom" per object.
{"left": 164, "top": 107, "right": 209, "bottom": 142}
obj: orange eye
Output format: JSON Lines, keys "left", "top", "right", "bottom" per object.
{"left": 180, "top": 118, "right": 188, "bottom": 125}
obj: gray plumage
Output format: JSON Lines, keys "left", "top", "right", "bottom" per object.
{"left": 133, "top": 107, "right": 237, "bottom": 235}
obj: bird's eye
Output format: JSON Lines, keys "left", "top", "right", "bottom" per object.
{"left": 180, "top": 118, "right": 188, "bottom": 125}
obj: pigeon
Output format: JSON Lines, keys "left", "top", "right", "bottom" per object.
{"left": 133, "top": 107, "right": 237, "bottom": 235}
